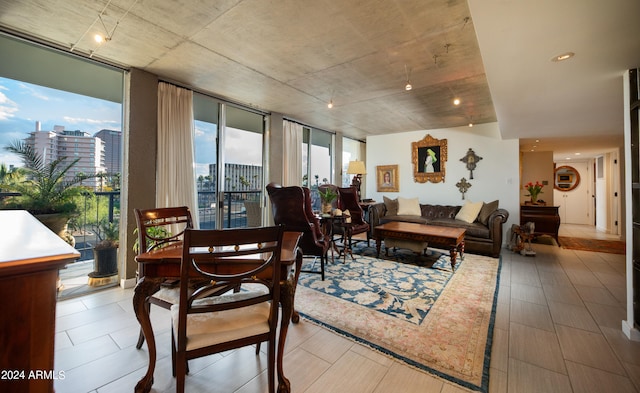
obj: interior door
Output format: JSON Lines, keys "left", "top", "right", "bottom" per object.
{"left": 554, "top": 161, "right": 592, "bottom": 225}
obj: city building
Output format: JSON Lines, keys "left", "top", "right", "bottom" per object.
{"left": 94, "top": 129, "right": 121, "bottom": 175}
{"left": 25, "top": 121, "right": 106, "bottom": 189}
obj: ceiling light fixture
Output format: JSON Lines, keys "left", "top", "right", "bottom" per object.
{"left": 453, "top": 98, "right": 461, "bottom": 106}
{"left": 551, "top": 52, "right": 575, "bottom": 62}
{"left": 404, "top": 65, "right": 412, "bottom": 91}
{"left": 327, "top": 100, "right": 333, "bottom": 109}
{"left": 70, "top": 0, "right": 139, "bottom": 56}
{"left": 468, "top": 123, "right": 473, "bottom": 127}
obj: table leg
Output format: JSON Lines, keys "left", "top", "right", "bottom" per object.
{"left": 277, "top": 277, "right": 295, "bottom": 393}
{"left": 133, "top": 277, "right": 162, "bottom": 393}
{"left": 375, "top": 237, "right": 382, "bottom": 257}
{"left": 449, "top": 246, "right": 458, "bottom": 272}
{"left": 291, "top": 249, "right": 303, "bottom": 324}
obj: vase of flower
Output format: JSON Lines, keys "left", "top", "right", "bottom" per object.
{"left": 525, "top": 181, "right": 544, "bottom": 204}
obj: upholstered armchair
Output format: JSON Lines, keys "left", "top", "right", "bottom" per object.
{"left": 336, "top": 186, "right": 370, "bottom": 245}
{"left": 266, "top": 183, "right": 330, "bottom": 279}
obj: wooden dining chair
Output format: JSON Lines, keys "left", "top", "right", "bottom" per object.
{"left": 134, "top": 206, "right": 193, "bottom": 349}
{"left": 172, "top": 225, "right": 284, "bottom": 393}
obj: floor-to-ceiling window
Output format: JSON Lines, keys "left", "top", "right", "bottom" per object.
{"left": 193, "top": 93, "right": 265, "bottom": 229}
{"left": 342, "top": 137, "right": 365, "bottom": 187}
{"left": 0, "top": 33, "right": 124, "bottom": 298}
{"left": 302, "top": 127, "right": 333, "bottom": 211}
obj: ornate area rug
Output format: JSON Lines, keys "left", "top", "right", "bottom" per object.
{"left": 558, "top": 236, "right": 625, "bottom": 254}
{"left": 296, "top": 246, "right": 501, "bottom": 392}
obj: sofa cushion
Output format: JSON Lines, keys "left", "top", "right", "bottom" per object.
{"left": 383, "top": 196, "right": 398, "bottom": 216}
{"left": 455, "top": 200, "right": 483, "bottom": 223}
{"left": 397, "top": 197, "right": 421, "bottom": 216}
{"left": 380, "top": 215, "right": 429, "bottom": 225}
{"left": 477, "top": 200, "right": 499, "bottom": 225}
{"left": 429, "top": 218, "right": 491, "bottom": 239}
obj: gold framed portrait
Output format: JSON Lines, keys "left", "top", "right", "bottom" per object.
{"left": 412, "top": 134, "right": 447, "bottom": 183}
{"left": 377, "top": 165, "right": 399, "bottom": 192}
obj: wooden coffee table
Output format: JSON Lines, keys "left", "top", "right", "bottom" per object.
{"left": 374, "top": 222, "right": 466, "bottom": 271}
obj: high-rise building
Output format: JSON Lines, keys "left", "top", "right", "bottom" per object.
{"left": 25, "top": 121, "right": 106, "bottom": 189}
{"left": 94, "top": 129, "right": 122, "bottom": 175}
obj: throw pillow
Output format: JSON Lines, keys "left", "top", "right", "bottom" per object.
{"left": 383, "top": 196, "right": 398, "bottom": 216}
{"left": 455, "top": 200, "right": 484, "bottom": 223}
{"left": 477, "top": 200, "right": 499, "bottom": 225}
{"left": 397, "top": 197, "right": 421, "bottom": 216}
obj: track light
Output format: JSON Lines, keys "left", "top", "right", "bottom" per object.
{"left": 404, "top": 65, "right": 412, "bottom": 91}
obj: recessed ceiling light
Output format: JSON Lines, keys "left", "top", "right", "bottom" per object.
{"left": 566, "top": 157, "right": 571, "bottom": 160}
{"left": 468, "top": 123, "right": 473, "bottom": 127}
{"left": 552, "top": 52, "right": 575, "bottom": 62}
{"left": 453, "top": 98, "right": 461, "bottom": 106}
{"left": 574, "top": 152, "right": 581, "bottom": 156}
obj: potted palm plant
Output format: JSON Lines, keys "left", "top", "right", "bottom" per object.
{"left": 318, "top": 186, "right": 338, "bottom": 214}
{"left": 1, "top": 140, "right": 89, "bottom": 244}
{"left": 90, "top": 218, "right": 119, "bottom": 278}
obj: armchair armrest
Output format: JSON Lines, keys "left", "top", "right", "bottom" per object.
{"left": 368, "top": 203, "right": 387, "bottom": 231}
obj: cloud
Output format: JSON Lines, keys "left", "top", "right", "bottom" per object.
{"left": 0, "top": 91, "right": 19, "bottom": 121}
{"left": 63, "top": 116, "right": 120, "bottom": 127}
{"left": 18, "top": 82, "right": 50, "bottom": 101}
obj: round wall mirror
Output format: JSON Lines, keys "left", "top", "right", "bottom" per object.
{"left": 554, "top": 165, "right": 580, "bottom": 191}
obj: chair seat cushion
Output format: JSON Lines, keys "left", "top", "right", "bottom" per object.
{"left": 171, "top": 292, "right": 271, "bottom": 351}
{"left": 151, "top": 286, "right": 181, "bottom": 305}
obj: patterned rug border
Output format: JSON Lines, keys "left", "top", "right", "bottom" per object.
{"left": 558, "top": 236, "right": 626, "bottom": 254}
{"left": 296, "top": 254, "right": 502, "bottom": 393}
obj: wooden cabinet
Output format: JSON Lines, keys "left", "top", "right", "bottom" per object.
{"left": 0, "top": 211, "right": 79, "bottom": 393}
{"left": 520, "top": 205, "right": 561, "bottom": 246}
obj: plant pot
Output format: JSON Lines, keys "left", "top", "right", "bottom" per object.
{"left": 34, "top": 212, "right": 75, "bottom": 247}
{"left": 321, "top": 202, "right": 332, "bottom": 214}
{"left": 90, "top": 247, "right": 118, "bottom": 278}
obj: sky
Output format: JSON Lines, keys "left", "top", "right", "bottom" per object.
{"left": 0, "top": 76, "right": 263, "bottom": 174}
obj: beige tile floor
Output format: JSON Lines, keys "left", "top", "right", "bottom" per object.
{"left": 52, "top": 224, "right": 639, "bottom": 393}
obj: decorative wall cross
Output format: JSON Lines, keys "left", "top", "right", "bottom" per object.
{"left": 460, "top": 148, "right": 482, "bottom": 179}
{"left": 456, "top": 177, "right": 471, "bottom": 200}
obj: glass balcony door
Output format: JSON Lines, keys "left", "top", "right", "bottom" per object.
{"left": 194, "top": 94, "right": 265, "bottom": 229}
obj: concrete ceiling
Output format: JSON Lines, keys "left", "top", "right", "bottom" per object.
{"left": 0, "top": 0, "right": 638, "bottom": 160}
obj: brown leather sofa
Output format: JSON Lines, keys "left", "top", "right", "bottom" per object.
{"left": 368, "top": 201, "right": 509, "bottom": 258}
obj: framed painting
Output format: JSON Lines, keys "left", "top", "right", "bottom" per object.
{"left": 377, "top": 165, "right": 399, "bottom": 192}
{"left": 412, "top": 134, "right": 447, "bottom": 183}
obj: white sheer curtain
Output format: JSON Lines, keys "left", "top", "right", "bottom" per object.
{"left": 282, "top": 120, "right": 303, "bottom": 186}
{"left": 156, "top": 82, "right": 199, "bottom": 226}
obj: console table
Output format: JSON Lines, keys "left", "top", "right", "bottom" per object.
{"left": 0, "top": 210, "right": 80, "bottom": 393}
{"left": 520, "top": 205, "right": 561, "bottom": 246}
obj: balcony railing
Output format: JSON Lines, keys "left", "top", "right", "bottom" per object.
{"left": 1, "top": 190, "right": 263, "bottom": 262}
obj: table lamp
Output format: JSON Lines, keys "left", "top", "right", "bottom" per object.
{"left": 346, "top": 160, "right": 366, "bottom": 200}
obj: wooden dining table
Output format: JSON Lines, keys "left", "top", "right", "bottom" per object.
{"left": 133, "top": 231, "right": 303, "bottom": 393}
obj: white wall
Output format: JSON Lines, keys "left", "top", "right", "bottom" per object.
{"left": 365, "top": 122, "right": 520, "bottom": 244}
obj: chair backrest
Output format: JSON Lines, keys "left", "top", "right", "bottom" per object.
{"left": 176, "top": 225, "right": 284, "bottom": 342}
{"left": 134, "top": 206, "right": 193, "bottom": 254}
{"left": 265, "top": 183, "right": 312, "bottom": 232}
{"left": 338, "top": 186, "right": 365, "bottom": 224}
{"left": 266, "top": 183, "right": 327, "bottom": 254}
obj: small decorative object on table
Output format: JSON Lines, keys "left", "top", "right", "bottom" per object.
{"left": 524, "top": 181, "right": 544, "bottom": 204}
{"left": 318, "top": 187, "right": 337, "bottom": 214}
